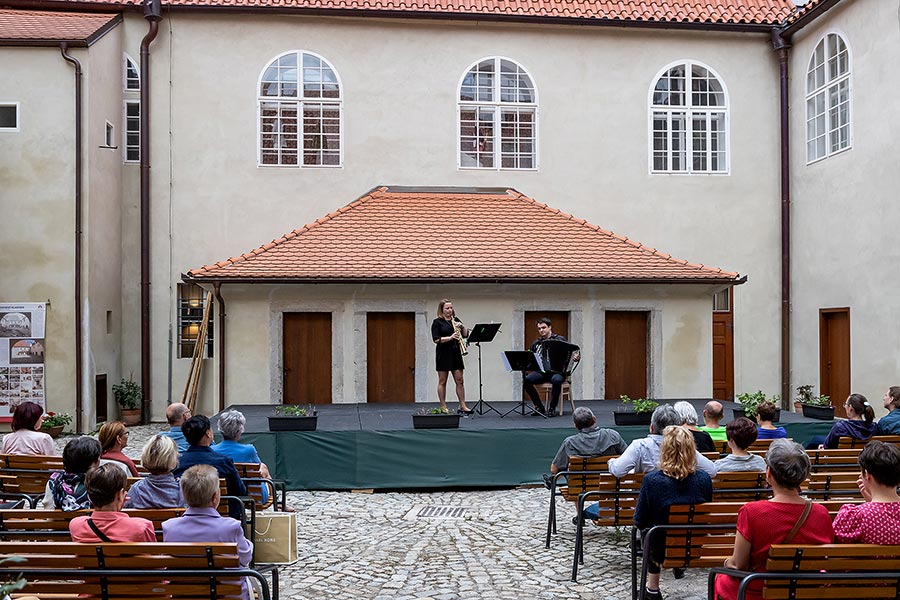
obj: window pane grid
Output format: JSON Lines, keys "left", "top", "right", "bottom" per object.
{"left": 805, "top": 34, "right": 851, "bottom": 162}
{"left": 177, "top": 284, "right": 214, "bottom": 359}
{"left": 459, "top": 106, "right": 495, "bottom": 168}
{"left": 124, "top": 101, "right": 140, "bottom": 162}
{"left": 125, "top": 58, "right": 140, "bottom": 91}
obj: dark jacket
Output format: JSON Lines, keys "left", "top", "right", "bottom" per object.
{"left": 174, "top": 446, "right": 247, "bottom": 519}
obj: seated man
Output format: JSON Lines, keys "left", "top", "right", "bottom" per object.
{"left": 876, "top": 387, "right": 900, "bottom": 435}
{"left": 160, "top": 402, "right": 191, "bottom": 452}
{"left": 69, "top": 462, "right": 156, "bottom": 542}
{"left": 543, "top": 407, "right": 626, "bottom": 489}
{"left": 173, "top": 415, "right": 246, "bottom": 520}
{"left": 699, "top": 400, "right": 727, "bottom": 442}
{"left": 523, "top": 317, "right": 578, "bottom": 417}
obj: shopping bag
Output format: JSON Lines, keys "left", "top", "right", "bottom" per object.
{"left": 252, "top": 512, "right": 298, "bottom": 564}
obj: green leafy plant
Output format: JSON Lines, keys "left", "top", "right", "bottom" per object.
{"left": 416, "top": 407, "right": 450, "bottom": 415}
{"left": 796, "top": 384, "right": 830, "bottom": 407}
{"left": 41, "top": 411, "right": 72, "bottom": 428}
{"left": 112, "top": 376, "right": 142, "bottom": 409}
{"left": 273, "top": 404, "right": 317, "bottom": 417}
{"left": 619, "top": 395, "right": 659, "bottom": 414}
{"left": 0, "top": 556, "right": 27, "bottom": 596}
{"left": 736, "top": 390, "right": 781, "bottom": 419}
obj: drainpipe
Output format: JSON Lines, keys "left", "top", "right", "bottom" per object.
{"left": 772, "top": 28, "right": 792, "bottom": 408}
{"left": 213, "top": 283, "right": 226, "bottom": 412}
{"left": 140, "top": 0, "right": 161, "bottom": 423}
{"left": 60, "top": 43, "right": 83, "bottom": 433}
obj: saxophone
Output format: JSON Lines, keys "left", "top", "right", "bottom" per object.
{"left": 452, "top": 317, "right": 469, "bottom": 356}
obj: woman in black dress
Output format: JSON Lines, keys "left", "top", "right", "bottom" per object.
{"left": 431, "top": 299, "right": 473, "bottom": 414}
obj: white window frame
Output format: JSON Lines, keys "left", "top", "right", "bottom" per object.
{"left": 0, "top": 102, "right": 20, "bottom": 132}
{"left": 123, "top": 101, "right": 140, "bottom": 163}
{"left": 103, "top": 120, "right": 116, "bottom": 148}
{"left": 647, "top": 60, "right": 730, "bottom": 175}
{"left": 805, "top": 31, "right": 852, "bottom": 165}
{"left": 256, "top": 50, "right": 343, "bottom": 169}
{"left": 123, "top": 54, "right": 140, "bottom": 92}
{"left": 457, "top": 56, "right": 539, "bottom": 171}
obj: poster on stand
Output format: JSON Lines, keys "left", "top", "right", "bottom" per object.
{"left": 0, "top": 303, "right": 47, "bottom": 414}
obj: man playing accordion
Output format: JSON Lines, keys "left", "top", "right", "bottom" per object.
{"left": 524, "top": 317, "right": 579, "bottom": 417}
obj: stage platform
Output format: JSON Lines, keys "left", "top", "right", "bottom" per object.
{"left": 219, "top": 400, "right": 835, "bottom": 491}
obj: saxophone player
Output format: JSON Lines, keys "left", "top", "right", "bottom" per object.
{"left": 431, "top": 299, "right": 474, "bottom": 415}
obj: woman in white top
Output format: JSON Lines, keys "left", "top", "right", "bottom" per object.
{"left": 0, "top": 401, "right": 55, "bottom": 455}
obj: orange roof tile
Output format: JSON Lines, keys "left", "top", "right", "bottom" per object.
{"left": 187, "top": 187, "right": 741, "bottom": 283}
{"left": 0, "top": 10, "right": 119, "bottom": 44}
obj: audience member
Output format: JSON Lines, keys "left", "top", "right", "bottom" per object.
{"left": 755, "top": 402, "right": 787, "bottom": 440}
{"left": 0, "top": 401, "right": 55, "bottom": 456}
{"left": 125, "top": 434, "right": 185, "bottom": 509}
{"left": 173, "top": 415, "right": 246, "bottom": 520}
{"left": 714, "top": 417, "right": 767, "bottom": 472}
{"left": 875, "top": 387, "right": 900, "bottom": 435}
{"left": 44, "top": 436, "right": 101, "bottom": 511}
{"left": 673, "top": 401, "right": 716, "bottom": 452}
{"left": 212, "top": 410, "right": 271, "bottom": 504}
{"left": 818, "top": 394, "right": 876, "bottom": 449}
{"left": 160, "top": 403, "right": 191, "bottom": 452}
{"left": 543, "top": 407, "right": 626, "bottom": 489}
{"left": 69, "top": 463, "right": 155, "bottom": 542}
{"left": 98, "top": 421, "right": 139, "bottom": 476}
{"left": 699, "top": 400, "right": 727, "bottom": 442}
{"left": 833, "top": 441, "right": 900, "bottom": 543}
{"left": 715, "top": 439, "right": 834, "bottom": 600}
{"left": 634, "top": 426, "right": 713, "bottom": 600}
{"left": 163, "top": 465, "right": 253, "bottom": 600}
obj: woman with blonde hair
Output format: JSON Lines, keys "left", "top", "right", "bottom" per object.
{"left": 634, "top": 426, "right": 713, "bottom": 600}
{"left": 125, "top": 435, "right": 184, "bottom": 508}
{"left": 430, "top": 299, "right": 472, "bottom": 414}
{"left": 98, "top": 421, "right": 139, "bottom": 476}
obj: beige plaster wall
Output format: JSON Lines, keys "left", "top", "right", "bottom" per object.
{"left": 126, "top": 14, "right": 782, "bottom": 415}
{"left": 788, "top": 0, "right": 900, "bottom": 415}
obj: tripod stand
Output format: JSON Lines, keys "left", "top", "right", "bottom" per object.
{"left": 466, "top": 323, "right": 502, "bottom": 416}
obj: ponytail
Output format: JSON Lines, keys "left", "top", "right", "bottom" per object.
{"left": 847, "top": 393, "right": 874, "bottom": 424}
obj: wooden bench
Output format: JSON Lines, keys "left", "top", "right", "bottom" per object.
{"left": 234, "top": 462, "right": 288, "bottom": 511}
{"left": 0, "top": 507, "right": 188, "bottom": 540}
{"left": 544, "top": 454, "right": 617, "bottom": 548}
{"left": 710, "top": 471, "right": 769, "bottom": 501}
{"left": 707, "top": 543, "right": 900, "bottom": 600}
{"left": 0, "top": 541, "right": 275, "bottom": 600}
{"left": 805, "top": 470, "right": 863, "bottom": 500}
{"left": 837, "top": 434, "right": 900, "bottom": 449}
{"left": 806, "top": 448, "right": 863, "bottom": 472}
{"left": 0, "top": 454, "right": 63, "bottom": 505}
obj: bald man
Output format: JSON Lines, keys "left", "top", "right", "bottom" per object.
{"left": 159, "top": 403, "right": 191, "bottom": 452}
{"left": 699, "top": 400, "right": 727, "bottom": 442}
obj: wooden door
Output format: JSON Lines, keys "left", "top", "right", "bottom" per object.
{"left": 367, "top": 313, "right": 415, "bottom": 403}
{"left": 283, "top": 312, "right": 332, "bottom": 405}
{"left": 605, "top": 311, "right": 648, "bottom": 400}
{"left": 820, "top": 308, "right": 850, "bottom": 418}
{"left": 712, "top": 289, "right": 734, "bottom": 401}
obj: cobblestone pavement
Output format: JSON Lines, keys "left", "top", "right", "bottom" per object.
{"left": 55, "top": 426, "right": 710, "bottom": 600}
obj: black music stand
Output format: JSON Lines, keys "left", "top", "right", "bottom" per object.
{"left": 500, "top": 350, "right": 546, "bottom": 418}
{"left": 468, "top": 323, "right": 502, "bottom": 416}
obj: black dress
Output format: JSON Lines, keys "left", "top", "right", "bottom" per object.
{"left": 432, "top": 318, "right": 464, "bottom": 372}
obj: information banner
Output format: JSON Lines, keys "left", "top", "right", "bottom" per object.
{"left": 0, "top": 302, "right": 47, "bottom": 414}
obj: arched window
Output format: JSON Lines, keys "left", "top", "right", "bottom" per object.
{"left": 650, "top": 61, "right": 728, "bottom": 174}
{"left": 124, "top": 55, "right": 140, "bottom": 91}
{"left": 258, "top": 51, "right": 342, "bottom": 167}
{"left": 458, "top": 57, "right": 537, "bottom": 170}
{"left": 806, "top": 32, "right": 851, "bottom": 162}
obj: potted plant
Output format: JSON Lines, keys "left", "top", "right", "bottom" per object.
{"left": 40, "top": 411, "right": 72, "bottom": 438}
{"left": 733, "top": 391, "right": 781, "bottom": 422}
{"left": 796, "top": 385, "right": 833, "bottom": 420}
{"left": 613, "top": 395, "right": 659, "bottom": 426}
{"left": 112, "top": 376, "right": 142, "bottom": 426}
{"left": 268, "top": 404, "right": 318, "bottom": 431}
{"left": 412, "top": 406, "right": 460, "bottom": 429}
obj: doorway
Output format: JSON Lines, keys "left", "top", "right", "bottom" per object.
{"left": 367, "top": 312, "right": 416, "bottom": 403}
{"left": 820, "top": 308, "right": 850, "bottom": 418}
{"left": 283, "top": 312, "right": 332, "bottom": 404}
{"left": 605, "top": 311, "right": 649, "bottom": 400}
{"left": 712, "top": 289, "right": 734, "bottom": 401}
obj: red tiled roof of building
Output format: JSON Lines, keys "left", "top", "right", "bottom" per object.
{"left": 0, "top": 9, "right": 119, "bottom": 43}
{"left": 188, "top": 187, "right": 740, "bottom": 283}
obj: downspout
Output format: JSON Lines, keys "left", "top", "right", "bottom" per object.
{"left": 213, "top": 283, "right": 226, "bottom": 412}
{"left": 140, "top": 0, "right": 161, "bottom": 423}
{"left": 60, "top": 43, "right": 83, "bottom": 433}
{"left": 772, "top": 28, "right": 792, "bottom": 408}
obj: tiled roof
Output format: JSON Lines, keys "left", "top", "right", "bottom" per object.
{"left": 188, "top": 187, "right": 740, "bottom": 283}
{"left": 0, "top": 9, "right": 119, "bottom": 43}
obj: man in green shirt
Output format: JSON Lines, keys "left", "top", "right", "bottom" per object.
{"left": 699, "top": 400, "right": 727, "bottom": 442}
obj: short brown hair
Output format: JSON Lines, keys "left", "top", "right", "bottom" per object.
{"left": 180, "top": 464, "right": 219, "bottom": 508}
{"left": 658, "top": 426, "right": 697, "bottom": 480}
{"left": 726, "top": 417, "right": 759, "bottom": 450}
{"left": 85, "top": 462, "right": 127, "bottom": 507}
{"left": 858, "top": 440, "right": 900, "bottom": 488}
{"left": 756, "top": 401, "right": 778, "bottom": 422}
{"left": 141, "top": 435, "right": 178, "bottom": 475}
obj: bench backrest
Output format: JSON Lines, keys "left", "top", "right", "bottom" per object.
{"left": 837, "top": 435, "right": 900, "bottom": 449}
{"left": 0, "top": 507, "right": 188, "bottom": 540}
{"left": 805, "top": 471, "right": 862, "bottom": 499}
{"left": 806, "top": 448, "right": 863, "bottom": 472}
{"left": 711, "top": 471, "right": 769, "bottom": 501}
{"left": 234, "top": 462, "right": 273, "bottom": 510}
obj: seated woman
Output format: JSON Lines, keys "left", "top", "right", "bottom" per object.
{"left": 1, "top": 401, "right": 55, "bottom": 456}
{"left": 211, "top": 410, "right": 270, "bottom": 504}
{"left": 162, "top": 465, "right": 253, "bottom": 600}
{"left": 755, "top": 401, "right": 787, "bottom": 440}
{"left": 125, "top": 435, "right": 185, "bottom": 509}
{"left": 634, "top": 426, "right": 713, "bottom": 600}
{"left": 833, "top": 440, "right": 900, "bottom": 543}
{"left": 714, "top": 417, "right": 767, "bottom": 472}
{"left": 673, "top": 401, "right": 717, "bottom": 453}
{"left": 44, "top": 436, "right": 101, "bottom": 511}
{"left": 69, "top": 463, "right": 155, "bottom": 542}
{"left": 98, "top": 421, "right": 139, "bottom": 476}
{"left": 819, "top": 394, "right": 876, "bottom": 449}
{"left": 715, "top": 439, "right": 834, "bottom": 600}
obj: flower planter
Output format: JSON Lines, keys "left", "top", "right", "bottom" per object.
{"left": 41, "top": 425, "right": 64, "bottom": 438}
{"left": 412, "top": 414, "right": 460, "bottom": 429}
{"left": 733, "top": 408, "right": 780, "bottom": 422}
{"left": 613, "top": 411, "right": 652, "bottom": 426}
{"left": 801, "top": 404, "right": 835, "bottom": 421}
{"left": 268, "top": 415, "right": 318, "bottom": 431}
{"left": 120, "top": 408, "right": 141, "bottom": 426}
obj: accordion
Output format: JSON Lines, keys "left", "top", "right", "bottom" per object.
{"left": 534, "top": 339, "right": 580, "bottom": 375}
